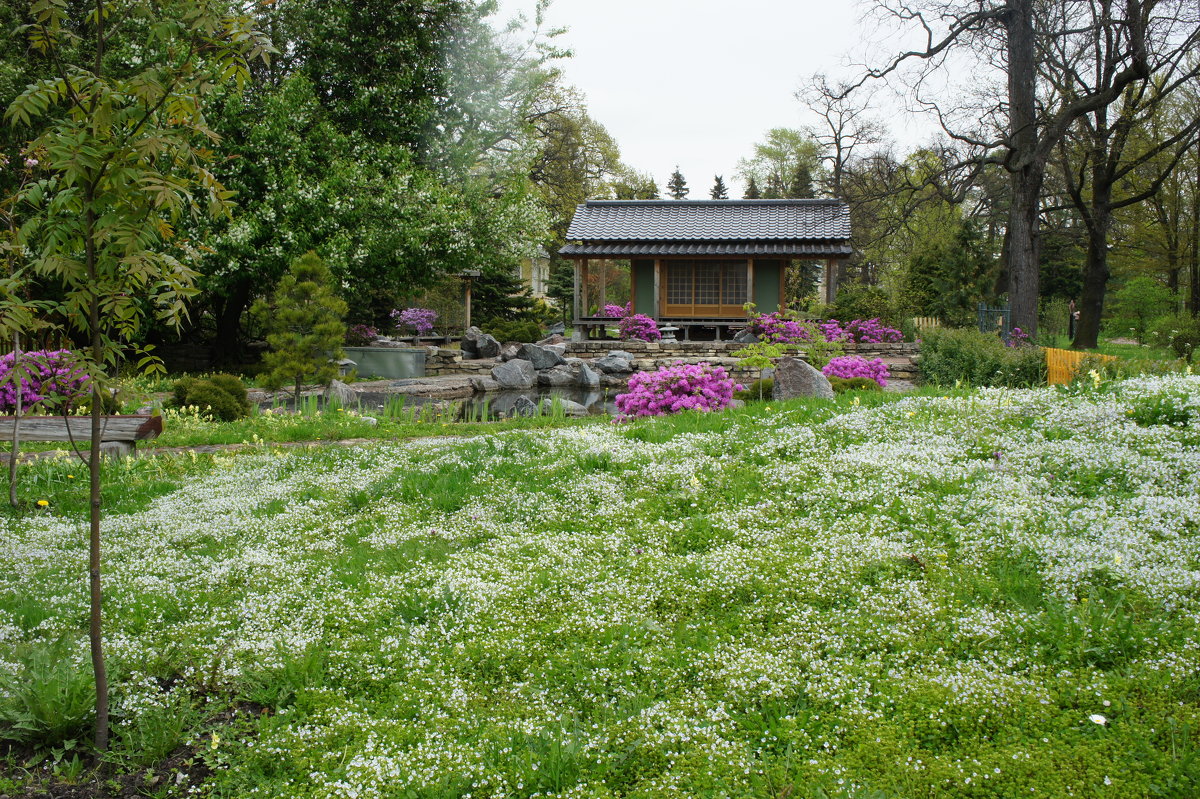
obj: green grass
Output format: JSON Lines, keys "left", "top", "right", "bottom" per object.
{"left": 1, "top": 377, "right": 1198, "bottom": 797}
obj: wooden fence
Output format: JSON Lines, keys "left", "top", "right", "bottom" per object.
{"left": 911, "top": 316, "right": 942, "bottom": 331}
{"left": 1044, "top": 347, "right": 1118, "bottom": 385}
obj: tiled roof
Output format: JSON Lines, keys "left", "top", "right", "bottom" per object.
{"left": 559, "top": 241, "right": 853, "bottom": 257}
{"left": 564, "top": 199, "right": 851, "bottom": 242}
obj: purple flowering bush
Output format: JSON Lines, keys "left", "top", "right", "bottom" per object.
{"left": 603, "top": 303, "right": 631, "bottom": 319}
{"left": 615, "top": 361, "right": 742, "bottom": 418}
{"left": 618, "top": 313, "right": 661, "bottom": 342}
{"left": 345, "top": 324, "right": 379, "bottom": 346}
{"left": 1007, "top": 327, "right": 1032, "bottom": 347}
{"left": 0, "top": 350, "right": 91, "bottom": 412}
{"left": 750, "top": 312, "right": 809, "bottom": 343}
{"left": 822, "top": 355, "right": 889, "bottom": 387}
{"left": 843, "top": 318, "right": 903, "bottom": 343}
{"left": 391, "top": 307, "right": 438, "bottom": 336}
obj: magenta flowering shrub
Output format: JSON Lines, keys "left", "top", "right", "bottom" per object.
{"left": 842, "top": 318, "right": 903, "bottom": 343}
{"left": 750, "top": 312, "right": 810, "bottom": 343}
{"left": 603, "top": 303, "right": 630, "bottom": 319}
{"left": 817, "top": 320, "right": 848, "bottom": 342}
{"left": 615, "top": 361, "right": 743, "bottom": 418}
{"left": 391, "top": 307, "right": 437, "bottom": 336}
{"left": 1007, "top": 327, "right": 1032, "bottom": 347}
{"left": 345, "top": 324, "right": 379, "bottom": 346}
{"left": 618, "top": 313, "right": 661, "bottom": 342}
{"left": 822, "top": 355, "right": 889, "bottom": 387}
{"left": 0, "top": 350, "right": 91, "bottom": 412}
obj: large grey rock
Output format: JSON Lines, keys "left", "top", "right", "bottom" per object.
{"left": 491, "top": 358, "right": 536, "bottom": 389}
{"left": 610, "top": 350, "right": 635, "bottom": 361}
{"left": 578, "top": 363, "right": 601, "bottom": 388}
{"left": 511, "top": 395, "right": 538, "bottom": 417}
{"left": 537, "top": 365, "right": 576, "bottom": 386}
{"left": 516, "top": 343, "right": 565, "bottom": 370}
{"left": 600, "top": 373, "right": 630, "bottom": 388}
{"left": 772, "top": 357, "right": 834, "bottom": 401}
{"left": 541, "top": 397, "right": 588, "bottom": 417}
{"left": 547, "top": 321, "right": 566, "bottom": 336}
{"left": 733, "top": 328, "right": 759, "bottom": 344}
{"left": 324, "top": 379, "right": 358, "bottom": 407}
{"left": 462, "top": 326, "right": 501, "bottom": 359}
{"left": 499, "top": 344, "right": 521, "bottom": 362}
{"left": 469, "top": 376, "right": 501, "bottom": 393}
{"left": 593, "top": 355, "right": 635, "bottom": 374}
{"left": 536, "top": 333, "right": 566, "bottom": 347}
{"left": 543, "top": 343, "right": 567, "bottom": 358}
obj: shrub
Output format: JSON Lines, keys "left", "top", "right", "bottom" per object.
{"left": 919, "top": 328, "right": 1046, "bottom": 388}
{"left": 618, "top": 313, "right": 661, "bottom": 342}
{"left": 345, "top": 324, "right": 379, "bottom": 346}
{"left": 829, "top": 376, "right": 883, "bottom": 393}
{"left": 734, "top": 378, "right": 774, "bottom": 402}
{"left": 0, "top": 349, "right": 91, "bottom": 412}
{"left": 392, "top": 307, "right": 438, "bottom": 336}
{"left": 842, "top": 318, "right": 904, "bottom": 343}
{"left": 823, "top": 355, "right": 889, "bottom": 387}
{"left": 827, "top": 283, "right": 893, "bottom": 324}
{"left": 1105, "top": 276, "right": 1175, "bottom": 343}
{"left": 615, "top": 361, "right": 742, "bottom": 418}
{"left": 482, "top": 319, "right": 543, "bottom": 343}
{"left": 172, "top": 373, "right": 251, "bottom": 421}
{"left": 1149, "top": 313, "right": 1200, "bottom": 362}
{"left": 602, "top": 303, "right": 630, "bottom": 319}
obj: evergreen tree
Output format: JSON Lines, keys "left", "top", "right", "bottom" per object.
{"left": 744, "top": 176, "right": 762, "bottom": 199}
{"left": 710, "top": 175, "right": 729, "bottom": 199}
{"left": 788, "top": 164, "right": 814, "bottom": 198}
{"left": 253, "top": 252, "right": 349, "bottom": 401}
{"left": 667, "top": 166, "right": 689, "bottom": 200}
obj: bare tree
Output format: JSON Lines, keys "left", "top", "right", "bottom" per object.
{"left": 799, "top": 73, "right": 886, "bottom": 199}
{"left": 844, "top": 0, "right": 1177, "bottom": 336}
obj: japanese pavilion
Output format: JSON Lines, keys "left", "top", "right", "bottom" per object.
{"left": 560, "top": 199, "right": 853, "bottom": 339}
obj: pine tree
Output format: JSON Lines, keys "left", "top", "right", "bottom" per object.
{"left": 710, "top": 175, "right": 729, "bottom": 200}
{"left": 666, "top": 166, "right": 689, "bottom": 200}
{"left": 744, "top": 176, "right": 762, "bottom": 199}
{"left": 788, "top": 164, "right": 814, "bottom": 198}
{"left": 253, "top": 252, "right": 349, "bottom": 401}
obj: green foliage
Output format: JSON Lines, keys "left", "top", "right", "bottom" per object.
{"left": 253, "top": 252, "right": 348, "bottom": 397}
{"left": 710, "top": 175, "right": 729, "bottom": 199}
{"left": 905, "top": 220, "right": 996, "bottom": 327}
{"left": 734, "top": 378, "right": 774, "bottom": 402}
{"left": 919, "top": 328, "right": 1047, "bottom": 388}
{"left": 173, "top": 374, "right": 251, "bottom": 422}
{"left": 733, "top": 340, "right": 788, "bottom": 371}
{"left": 482, "top": 318, "right": 543, "bottom": 343}
{"left": 666, "top": 166, "right": 689, "bottom": 200}
{"left": 827, "top": 283, "right": 897, "bottom": 326}
{"left": 736, "top": 128, "right": 825, "bottom": 198}
{"left": 1106, "top": 277, "right": 1176, "bottom": 343}
{"left": 829, "top": 376, "right": 883, "bottom": 393}
{"left": 0, "top": 639, "right": 94, "bottom": 747}
{"left": 1149, "top": 313, "right": 1200, "bottom": 362}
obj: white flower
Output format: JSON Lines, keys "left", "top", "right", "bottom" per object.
{"left": 1090, "top": 714, "right": 1108, "bottom": 725}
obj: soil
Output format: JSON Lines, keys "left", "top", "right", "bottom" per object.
{"left": 3, "top": 703, "right": 268, "bottom": 799}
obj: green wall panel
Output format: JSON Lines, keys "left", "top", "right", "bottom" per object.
{"left": 754, "top": 261, "right": 782, "bottom": 312}
{"left": 633, "top": 260, "right": 655, "bottom": 316}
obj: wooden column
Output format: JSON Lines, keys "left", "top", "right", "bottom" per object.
{"left": 652, "top": 259, "right": 662, "bottom": 320}
{"left": 572, "top": 260, "right": 581, "bottom": 325}
{"left": 599, "top": 259, "right": 607, "bottom": 312}
{"left": 746, "top": 258, "right": 755, "bottom": 311}
{"left": 581, "top": 258, "right": 590, "bottom": 318}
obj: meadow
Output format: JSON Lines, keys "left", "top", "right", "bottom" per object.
{"left": 1, "top": 375, "right": 1198, "bottom": 798}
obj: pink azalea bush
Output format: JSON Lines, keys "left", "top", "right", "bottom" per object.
{"left": 750, "top": 312, "right": 809, "bottom": 343}
{"left": 0, "top": 350, "right": 91, "bottom": 412}
{"left": 843, "top": 318, "right": 903, "bottom": 343}
{"left": 391, "top": 307, "right": 438, "bottom": 336}
{"left": 822, "top": 355, "right": 889, "bottom": 387}
{"left": 603, "top": 303, "right": 630, "bottom": 319}
{"left": 618, "top": 313, "right": 661, "bottom": 342}
{"left": 615, "top": 361, "right": 742, "bottom": 418}
{"left": 345, "top": 324, "right": 379, "bottom": 346}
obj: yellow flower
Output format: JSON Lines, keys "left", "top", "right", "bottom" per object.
{"left": 36, "top": 499, "right": 48, "bottom": 507}
{"left": 67, "top": 474, "right": 75, "bottom": 479}
{"left": 1114, "top": 553, "right": 1122, "bottom": 565}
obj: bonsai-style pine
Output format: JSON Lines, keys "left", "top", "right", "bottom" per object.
{"left": 254, "top": 252, "right": 348, "bottom": 401}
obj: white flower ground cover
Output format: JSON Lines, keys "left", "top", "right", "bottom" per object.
{"left": 2, "top": 376, "right": 1200, "bottom": 797}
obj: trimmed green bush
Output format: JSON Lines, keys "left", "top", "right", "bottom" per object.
{"left": 1149, "top": 313, "right": 1200, "bottom": 362}
{"left": 829, "top": 376, "right": 883, "bottom": 393}
{"left": 172, "top": 373, "right": 252, "bottom": 421}
{"left": 919, "top": 328, "right": 1046, "bottom": 388}
{"left": 482, "top": 319, "right": 543, "bottom": 343}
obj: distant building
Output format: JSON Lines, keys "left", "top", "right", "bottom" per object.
{"left": 560, "top": 199, "right": 852, "bottom": 338}
{"left": 518, "top": 247, "right": 551, "bottom": 299}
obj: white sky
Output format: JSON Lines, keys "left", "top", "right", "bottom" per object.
{"left": 494, "top": 0, "right": 941, "bottom": 198}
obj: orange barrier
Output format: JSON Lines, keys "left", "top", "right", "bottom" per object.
{"left": 1044, "top": 347, "right": 1117, "bottom": 385}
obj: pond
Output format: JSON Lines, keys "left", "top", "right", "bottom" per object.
{"left": 258, "top": 387, "right": 620, "bottom": 421}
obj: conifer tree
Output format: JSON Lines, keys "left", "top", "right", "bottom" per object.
{"left": 710, "top": 175, "right": 729, "bottom": 199}
{"left": 666, "top": 166, "right": 689, "bottom": 199}
{"left": 744, "top": 176, "right": 762, "bottom": 199}
{"left": 254, "top": 252, "right": 348, "bottom": 401}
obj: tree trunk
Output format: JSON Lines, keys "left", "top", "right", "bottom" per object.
{"left": 1072, "top": 202, "right": 1111, "bottom": 350}
{"left": 8, "top": 334, "right": 21, "bottom": 507}
{"left": 84, "top": 197, "right": 109, "bottom": 753}
{"left": 1192, "top": 147, "right": 1199, "bottom": 317}
{"left": 211, "top": 278, "right": 253, "bottom": 367}
{"left": 1005, "top": 0, "right": 1041, "bottom": 337}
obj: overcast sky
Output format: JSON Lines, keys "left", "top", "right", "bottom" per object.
{"left": 494, "top": 0, "right": 941, "bottom": 198}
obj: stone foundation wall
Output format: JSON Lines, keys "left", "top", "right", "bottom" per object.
{"left": 426, "top": 341, "right": 920, "bottom": 382}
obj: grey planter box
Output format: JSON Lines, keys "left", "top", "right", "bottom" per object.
{"left": 342, "top": 347, "right": 426, "bottom": 379}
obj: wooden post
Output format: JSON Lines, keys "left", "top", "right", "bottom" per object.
{"left": 581, "top": 258, "right": 590, "bottom": 318}
{"left": 652, "top": 259, "right": 662, "bottom": 320}
{"left": 572, "top": 260, "right": 581, "bottom": 328}
{"left": 463, "top": 277, "right": 472, "bottom": 331}
{"left": 599, "top": 259, "right": 607, "bottom": 312}
{"left": 746, "top": 258, "right": 755, "bottom": 311}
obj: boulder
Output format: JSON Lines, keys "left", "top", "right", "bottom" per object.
{"left": 462, "top": 326, "right": 501, "bottom": 359}
{"left": 537, "top": 365, "right": 576, "bottom": 387}
{"left": 578, "top": 363, "right": 601, "bottom": 388}
{"left": 593, "top": 355, "right": 635, "bottom": 374}
{"left": 516, "top": 343, "right": 565, "bottom": 370}
{"left": 610, "top": 350, "right": 635, "bottom": 361}
{"left": 541, "top": 397, "right": 589, "bottom": 417}
{"left": 324, "top": 379, "right": 358, "bottom": 407}
{"left": 511, "top": 395, "right": 539, "bottom": 417}
{"left": 547, "top": 321, "right": 566, "bottom": 336}
{"left": 543, "top": 343, "right": 567, "bottom": 358}
{"left": 499, "top": 344, "right": 521, "bottom": 362}
{"left": 772, "top": 357, "right": 834, "bottom": 401}
{"left": 469, "top": 376, "right": 501, "bottom": 393}
{"left": 491, "top": 359, "right": 536, "bottom": 390}
{"left": 733, "top": 328, "right": 759, "bottom": 344}
{"left": 600, "top": 373, "right": 630, "bottom": 388}
{"left": 536, "top": 333, "right": 567, "bottom": 347}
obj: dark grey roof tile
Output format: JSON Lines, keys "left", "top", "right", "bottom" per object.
{"left": 565, "top": 199, "right": 851, "bottom": 242}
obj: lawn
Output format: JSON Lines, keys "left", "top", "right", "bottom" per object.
{"left": 1, "top": 376, "right": 1199, "bottom": 798}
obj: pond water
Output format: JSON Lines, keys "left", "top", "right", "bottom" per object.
{"left": 259, "top": 387, "right": 620, "bottom": 421}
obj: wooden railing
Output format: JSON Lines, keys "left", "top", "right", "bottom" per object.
{"left": 911, "top": 316, "right": 942, "bottom": 331}
{"left": 1044, "top": 347, "right": 1117, "bottom": 385}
